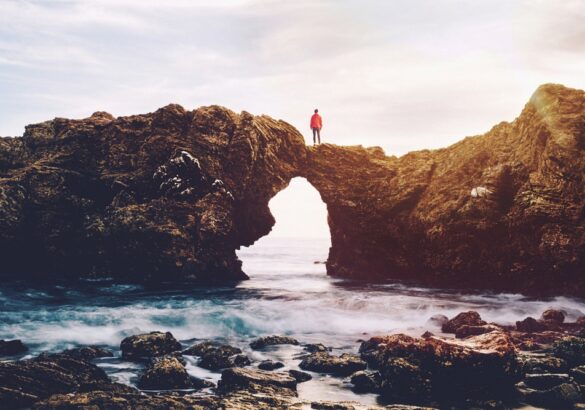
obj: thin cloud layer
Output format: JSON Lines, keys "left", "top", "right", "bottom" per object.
{"left": 1, "top": 0, "right": 584, "bottom": 154}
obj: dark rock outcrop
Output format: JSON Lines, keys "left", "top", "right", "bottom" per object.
{"left": 0, "top": 84, "right": 584, "bottom": 293}
{"left": 218, "top": 367, "right": 297, "bottom": 397}
{"left": 258, "top": 360, "right": 285, "bottom": 370}
{"left": 0, "top": 105, "right": 306, "bottom": 283}
{"left": 302, "top": 84, "right": 585, "bottom": 294}
{"left": 441, "top": 311, "right": 486, "bottom": 333}
{"left": 120, "top": 331, "right": 182, "bottom": 360}
{"left": 250, "top": 335, "right": 299, "bottom": 350}
{"left": 137, "top": 356, "right": 198, "bottom": 390}
{"left": 0, "top": 339, "right": 28, "bottom": 356}
{"left": 183, "top": 341, "right": 250, "bottom": 370}
{"left": 0, "top": 352, "right": 117, "bottom": 408}
{"left": 288, "top": 369, "right": 312, "bottom": 382}
{"left": 359, "top": 331, "right": 519, "bottom": 406}
{"left": 299, "top": 352, "right": 367, "bottom": 377}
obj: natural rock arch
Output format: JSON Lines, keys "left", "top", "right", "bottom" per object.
{"left": 0, "top": 83, "right": 584, "bottom": 294}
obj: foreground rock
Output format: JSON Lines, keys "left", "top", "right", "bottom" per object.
{"left": 0, "top": 339, "right": 27, "bottom": 356}
{"left": 441, "top": 311, "right": 486, "bottom": 333}
{"left": 300, "top": 352, "right": 367, "bottom": 376}
{"left": 218, "top": 367, "right": 297, "bottom": 397}
{"left": 120, "top": 331, "right": 182, "bottom": 360}
{"left": 358, "top": 331, "right": 519, "bottom": 406}
{"left": 250, "top": 335, "right": 299, "bottom": 350}
{"left": 183, "top": 341, "right": 250, "bottom": 370}
{"left": 138, "top": 356, "right": 201, "bottom": 390}
{"left": 0, "top": 352, "right": 120, "bottom": 408}
{"left": 1, "top": 84, "right": 583, "bottom": 293}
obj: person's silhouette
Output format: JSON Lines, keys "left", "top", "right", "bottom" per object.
{"left": 310, "top": 109, "right": 322, "bottom": 145}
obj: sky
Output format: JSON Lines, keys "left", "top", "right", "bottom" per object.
{"left": 1, "top": 0, "right": 584, "bottom": 238}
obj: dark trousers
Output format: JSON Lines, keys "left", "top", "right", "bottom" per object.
{"left": 312, "top": 128, "right": 321, "bottom": 144}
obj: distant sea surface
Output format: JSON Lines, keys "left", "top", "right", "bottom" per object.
{"left": 2, "top": 236, "right": 585, "bottom": 404}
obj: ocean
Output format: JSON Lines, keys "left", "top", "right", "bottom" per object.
{"left": 1, "top": 236, "right": 584, "bottom": 404}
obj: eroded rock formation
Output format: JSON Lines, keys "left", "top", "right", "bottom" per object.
{"left": 0, "top": 83, "right": 583, "bottom": 293}
{"left": 302, "top": 83, "right": 585, "bottom": 294}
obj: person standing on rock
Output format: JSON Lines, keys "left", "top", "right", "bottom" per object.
{"left": 310, "top": 109, "right": 322, "bottom": 145}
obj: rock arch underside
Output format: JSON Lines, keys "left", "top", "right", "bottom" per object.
{"left": 0, "top": 83, "right": 584, "bottom": 294}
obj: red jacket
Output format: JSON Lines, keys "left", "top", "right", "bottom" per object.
{"left": 310, "top": 113, "right": 322, "bottom": 129}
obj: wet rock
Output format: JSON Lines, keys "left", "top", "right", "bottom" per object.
{"left": 421, "top": 331, "right": 434, "bottom": 339}
{"left": 380, "top": 357, "right": 432, "bottom": 402}
{"left": 218, "top": 367, "right": 297, "bottom": 396}
{"left": 524, "top": 373, "right": 573, "bottom": 390}
{"left": 120, "top": 331, "right": 182, "bottom": 360}
{"left": 0, "top": 353, "right": 111, "bottom": 408}
{"left": 455, "top": 324, "right": 499, "bottom": 339}
{"left": 183, "top": 341, "right": 224, "bottom": 356}
{"left": 138, "top": 356, "right": 194, "bottom": 390}
{"left": 310, "top": 402, "right": 356, "bottom": 410}
{"left": 0, "top": 339, "right": 27, "bottom": 356}
{"left": 258, "top": 360, "right": 284, "bottom": 371}
{"left": 350, "top": 370, "right": 382, "bottom": 393}
{"left": 191, "top": 343, "right": 250, "bottom": 370}
{"left": 249, "top": 335, "right": 299, "bottom": 350}
{"left": 516, "top": 317, "right": 548, "bottom": 333}
{"left": 441, "top": 311, "right": 486, "bottom": 333}
{"left": 542, "top": 309, "right": 566, "bottom": 324}
{"left": 33, "top": 391, "right": 219, "bottom": 409}
{"left": 427, "top": 314, "right": 449, "bottom": 328}
{"left": 304, "top": 343, "right": 330, "bottom": 353}
{"left": 57, "top": 346, "right": 113, "bottom": 361}
{"left": 571, "top": 365, "right": 585, "bottom": 384}
{"left": 299, "top": 352, "right": 366, "bottom": 377}
{"left": 359, "top": 332, "right": 519, "bottom": 405}
{"left": 518, "top": 382, "right": 582, "bottom": 408}
{"left": 288, "top": 369, "right": 312, "bottom": 382}
{"left": 552, "top": 336, "right": 585, "bottom": 366}
{"left": 517, "top": 353, "right": 568, "bottom": 374}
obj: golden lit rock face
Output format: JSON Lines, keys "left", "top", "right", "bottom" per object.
{"left": 303, "top": 84, "right": 585, "bottom": 294}
{"left": 0, "top": 84, "right": 583, "bottom": 292}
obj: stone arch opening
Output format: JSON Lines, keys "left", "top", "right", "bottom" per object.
{"left": 237, "top": 177, "right": 331, "bottom": 277}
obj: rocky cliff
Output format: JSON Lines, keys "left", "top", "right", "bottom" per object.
{"left": 0, "top": 105, "right": 306, "bottom": 282}
{"left": 303, "top": 83, "right": 585, "bottom": 294}
{"left": 0, "top": 84, "right": 583, "bottom": 293}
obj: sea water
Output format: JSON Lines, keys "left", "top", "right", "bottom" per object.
{"left": 1, "top": 236, "right": 585, "bottom": 404}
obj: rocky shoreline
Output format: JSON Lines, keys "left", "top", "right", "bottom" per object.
{"left": 3, "top": 308, "right": 585, "bottom": 409}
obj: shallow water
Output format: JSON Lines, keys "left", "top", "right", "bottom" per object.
{"left": 1, "top": 236, "right": 585, "bottom": 404}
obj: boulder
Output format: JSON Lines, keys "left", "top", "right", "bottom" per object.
{"left": 57, "top": 346, "right": 113, "bottom": 361}
{"left": 516, "top": 317, "right": 548, "bottom": 333}
{"left": 0, "top": 339, "right": 27, "bottom": 356}
{"left": 541, "top": 309, "right": 566, "bottom": 324}
{"left": 524, "top": 373, "right": 573, "bottom": 390}
{"left": 0, "top": 353, "right": 113, "bottom": 408}
{"left": 427, "top": 314, "right": 449, "bottom": 328}
{"left": 137, "top": 356, "right": 209, "bottom": 390}
{"left": 258, "top": 360, "right": 284, "bottom": 371}
{"left": 350, "top": 370, "right": 382, "bottom": 393}
{"left": 455, "top": 324, "right": 499, "bottom": 339}
{"left": 250, "top": 335, "right": 299, "bottom": 350}
{"left": 359, "top": 332, "right": 519, "bottom": 405}
{"left": 518, "top": 382, "right": 582, "bottom": 408}
{"left": 120, "top": 331, "right": 182, "bottom": 360}
{"left": 441, "top": 311, "right": 486, "bottom": 333}
{"left": 552, "top": 336, "right": 585, "bottom": 366}
{"left": 304, "top": 343, "right": 330, "bottom": 353}
{"left": 218, "top": 367, "right": 297, "bottom": 396}
{"left": 288, "top": 369, "right": 312, "bottom": 382}
{"left": 32, "top": 390, "right": 220, "bottom": 409}
{"left": 187, "top": 343, "right": 250, "bottom": 370}
{"left": 299, "top": 352, "right": 366, "bottom": 377}
{"left": 517, "top": 354, "right": 568, "bottom": 374}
